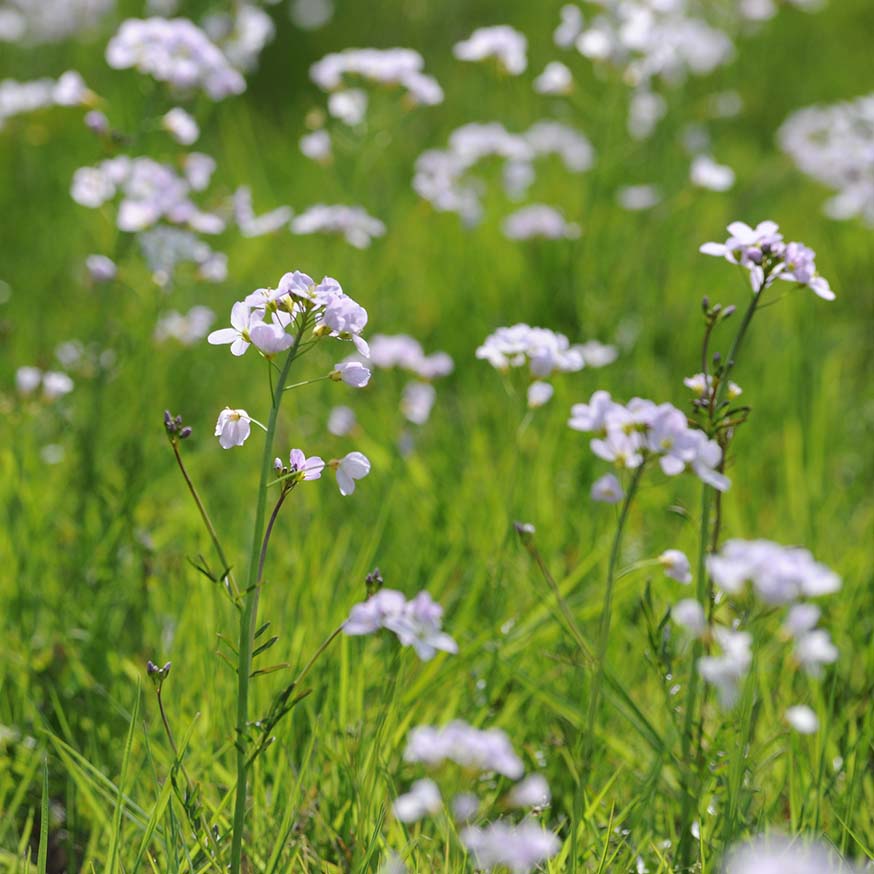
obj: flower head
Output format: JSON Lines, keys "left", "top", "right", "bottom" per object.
{"left": 332, "top": 451, "right": 371, "bottom": 495}
{"left": 215, "top": 408, "right": 251, "bottom": 449}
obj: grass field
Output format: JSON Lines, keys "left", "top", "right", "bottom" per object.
{"left": 1, "top": 0, "right": 873, "bottom": 871}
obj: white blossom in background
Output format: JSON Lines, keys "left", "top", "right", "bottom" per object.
{"left": 139, "top": 227, "right": 226, "bottom": 287}
{"left": 591, "top": 473, "right": 623, "bottom": 504}
{"left": 533, "top": 61, "right": 573, "bottom": 95}
{"left": 0, "top": 0, "right": 113, "bottom": 44}
{"left": 616, "top": 184, "right": 661, "bottom": 211}
{"left": 310, "top": 47, "right": 443, "bottom": 107}
{"left": 723, "top": 835, "right": 853, "bottom": 874}
{"left": 401, "top": 381, "right": 436, "bottom": 424}
{"left": 578, "top": 340, "right": 618, "bottom": 368}
{"left": 453, "top": 25, "right": 527, "bottom": 75}
{"left": 161, "top": 107, "right": 199, "bottom": 145}
{"left": 0, "top": 72, "right": 91, "bottom": 129}
{"left": 502, "top": 205, "right": 580, "bottom": 241}
{"left": 628, "top": 90, "right": 666, "bottom": 140}
{"left": 154, "top": 306, "right": 215, "bottom": 344}
{"left": 15, "top": 366, "right": 43, "bottom": 395}
{"left": 232, "top": 186, "right": 293, "bottom": 238}
{"left": 404, "top": 721, "right": 523, "bottom": 777}
{"left": 290, "top": 0, "right": 334, "bottom": 30}
{"left": 785, "top": 705, "right": 819, "bottom": 734}
{"left": 392, "top": 779, "right": 442, "bottom": 823}
{"left": 554, "top": 4, "right": 584, "bottom": 48}
{"left": 368, "top": 334, "right": 453, "bottom": 380}
{"left": 461, "top": 820, "right": 560, "bottom": 873}
{"left": 203, "top": 4, "right": 275, "bottom": 73}
{"left": 690, "top": 155, "right": 735, "bottom": 191}
{"left": 106, "top": 18, "right": 245, "bottom": 99}
{"left": 527, "top": 381, "right": 553, "bottom": 409}
{"left": 477, "top": 324, "right": 586, "bottom": 378}
{"left": 328, "top": 89, "right": 367, "bottom": 125}
{"left": 707, "top": 540, "right": 841, "bottom": 605}
{"left": 327, "top": 405, "right": 356, "bottom": 436}
{"left": 779, "top": 93, "right": 874, "bottom": 227}
{"left": 671, "top": 599, "right": 707, "bottom": 637}
{"left": 184, "top": 153, "right": 216, "bottom": 191}
{"left": 508, "top": 774, "right": 551, "bottom": 809}
{"left": 659, "top": 549, "right": 692, "bottom": 584}
{"left": 85, "top": 254, "right": 116, "bottom": 283}
{"left": 344, "top": 588, "right": 457, "bottom": 659}
{"left": 300, "top": 129, "right": 332, "bottom": 163}
{"left": 698, "top": 628, "right": 752, "bottom": 707}
{"left": 291, "top": 204, "right": 385, "bottom": 248}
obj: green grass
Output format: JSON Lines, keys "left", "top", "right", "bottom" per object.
{"left": 1, "top": 0, "right": 873, "bottom": 871}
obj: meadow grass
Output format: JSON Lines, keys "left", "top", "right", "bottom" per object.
{"left": 1, "top": 0, "right": 873, "bottom": 871}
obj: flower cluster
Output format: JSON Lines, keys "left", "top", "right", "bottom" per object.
{"left": 154, "top": 306, "right": 215, "bottom": 345}
{"left": 71, "top": 156, "right": 224, "bottom": 235}
{"left": 502, "top": 204, "right": 580, "bottom": 241}
{"left": 344, "top": 589, "right": 457, "bottom": 660}
{"left": 413, "top": 120, "right": 593, "bottom": 226}
{"left": 106, "top": 18, "right": 245, "bottom": 99}
{"left": 15, "top": 366, "right": 74, "bottom": 400}
{"left": 396, "top": 721, "right": 558, "bottom": 871}
{"left": 208, "top": 270, "right": 369, "bottom": 359}
{"left": 290, "top": 204, "right": 385, "bottom": 249}
{"left": 0, "top": 0, "right": 113, "bottom": 44}
{"left": 779, "top": 93, "right": 874, "bottom": 227}
{"left": 477, "top": 325, "right": 585, "bottom": 377}
{"left": 723, "top": 834, "right": 855, "bottom": 874}
{"left": 139, "top": 227, "right": 227, "bottom": 287}
{"left": 569, "top": 391, "right": 729, "bottom": 490}
{"left": 700, "top": 220, "right": 835, "bottom": 300}
{"left": 309, "top": 47, "right": 443, "bottom": 107}
{"left": 453, "top": 25, "right": 528, "bottom": 76}
{"left": 0, "top": 70, "right": 90, "bottom": 129}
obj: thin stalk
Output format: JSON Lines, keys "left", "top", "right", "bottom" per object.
{"left": 676, "top": 281, "right": 765, "bottom": 866}
{"left": 585, "top": 465, "right": 645, "bottom": 757}
{"left": 229, "top": 320, "right": 307, "bottom": 874}
{"left": 171, "top": 441, "right": 240, "bottom": 603}
{"left": 257, "top": 488, "right": 291, "bottom": 586}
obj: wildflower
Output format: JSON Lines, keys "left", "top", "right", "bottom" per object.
{"left": 214, "top": 408, "right": 251, "bottom": 449}
{"left": 105, "top": 17, "right": 245, "bottom": 99}
{"left": 84, "top": 110, "right": 110, "bottom": 135}
{"left": 707, "top": 540, "right": 841, "bottom": 605}
{"left": 659, "top": 550, "right": 692, "bottom": 584}
{"left": 569, "top": 390, "right": 614, "bottom": 432}
{"left": 328, "top": 88, "right": 367, "bottom": 126}
{"left": 477, "top": 324, "right": 585, "bottom": 377}
{"left": 502, "top": 205, "right": 580, "bottom": 241}
{"left": 533, "top": 61, "right": 573, "bottom": 95}
{"left": 698, "top": 628, "right": 752, "bottom": 707}
{"left": 41, "top": 371, "right": 74, "bottom": 399}
{"left": 554, "top": 5, "right": 584, "bottom": 48}
{"left": 277, "top": 448, "right": 325, "bottom": 482}
{"left": 453, "top": 25, "right": 528, "bottom": 76}
{"left": 461, "top": 820, "right": 560, "bottom": 873}
{"left": 291, "top": 204, "right": 385, "bottom": 249}
{"left": 684, "top": 372, "right": 742, "bottom": 402}
{"left": 184, "top": 153, "right": 216, "bottom": 191}
{"left": 527, "top": 381, "right": 553, "bottom": 408}
{"left": 232, "top": 187, "right": 293, "bottom": 238}
{"left": 207, "top": 301, "right": 259, "bottom": 356}
{"left": 15, "top": 366, "right": 42, "bottom": 395}
{"left": 300, "top": 129, "right": 331, "bottom": 163}
{"left": 401, "top": 381, "right": 436, "bottom": 425}
{"left": 249, "top": 321, "right": 295, "bottom": 356}
{"left": 85, "top": 254, "right": 116, "bottom": 284}
{"left": 162, "top": 107, "right": 199, "bottom": 145}
{"left": 508, "top": 774, "right": 550, "bottom": 809}
{"left": 578, "top": 340, "right": 618, "bottom": 368}
{"left": 785, "top": 705, "right": 819, "bottom": 734}
{"left": 404, "top": 721, "right": 523, "bottom": 778}
{"left": 154, "top": 306, "right": 215, "bottom": 344}
{"left": 332, "top": 361, "right": 371, "bottom": 388}
{"left": 452, "top": 793, "right": 479, "bottom": 822}
{"left": 690, "top": 155, "right": 735, "bottom": 191}
{"left": 332, "top": 451, "right": 370, "bottom": 495}
{"left": 671, "top": 599, "right": 707, "bottom": 637}
{"left": 794, "top": 629, "right": 838, "bottom": 676}
{"left": 344, "top": 589, "right": 457, "bottom": 660}
{"left": 723, "top": 835, "right": 851, "bottom": 874}
{"left": 591, "top": 473, "right": 624, "bottom": 504}
{"left": 392, "top": 779, "right": 442, "bottom": 823}
{"left": 328, "top": 405, "right": 356, "bottom": 436}
{"left": 617, "top": 185, "right": 661, "bottom": 211}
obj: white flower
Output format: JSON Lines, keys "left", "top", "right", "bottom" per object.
{"left": 690, "top": 155, "right": 735, "bottom": 191}
{"left": 698, "top": 628, "right": 752, "bottom": 708}
{"left": 215, "top": 408, "right": 251, "bottom": 449}
{"left": 590, "top": 473, "right": 624, "bottom": 504}
{"left": 659, "top": 549, "right": 692, "bottom": 584}
{"left": 508, "top": 774, "right": 550, "bottom": 809}
{"left": 401, "top": 381, "right": 436, "bottom": 425}
{"left": 533, "top": 61, "right": 572, "bottom": 95}
{"left": 86, "top": 254, "right": 117, "bottom": 283}
{"left": 328, "top": 405, "right": 356, "bottom": 436}
{"left": 333, "top": 361, "right": 371, "bottom": 388}
{"left": 328, "top": 88, "right": 367, "bottom": 125}
{"left": 404, "top": 721, "right": 523, "bottom": 777}
{"left": 281, "top": 448, "right": 325, "bottom": 482}
{"left": 300, "top": 129, "right": 331, "bottom": 162}
{"left": 461, "top": 820, "right": 560, "bottom": 873}
{"left": 724, "top": 835, "right": 849, "bottom": 874}
{"left": 162, "top": 107, "right": 199, "bottom": 145}
{"left": 16, "top": 366, "right": 42, "bottom": 395}
{"left": 671, "top": 599, "right": 707, "bottom": 637}
{"left": 453, "top": 25, "right": 527, "bottom": 75}
{"left": 392, "top": 779, "right": 441, "bottom": 823}
{"left": 333, "top": 451, "right": 370, "bottom": 495}
{"left": 785, "top": 705, "right": 819, "bottom": 734}
{"left": 42, "top": 371, "right": 74, "bottom": 399}
{"left": 249, "top": 321, "right": 295, "bottom": 356}
{"left": 527, "top": 381, "right": 554, "bottom": 408}
{"left": 207, "top": 301, "right": 259, "bottom": 356}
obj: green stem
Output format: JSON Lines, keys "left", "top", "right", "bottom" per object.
{"left": 585, "top": 465, "right": 645, "bottom": 760}
{"left": 676, "top": 280, "right": 765, "bottom": 866}
{"left": 229, "top": 322, "right": 307, "bottom": 874}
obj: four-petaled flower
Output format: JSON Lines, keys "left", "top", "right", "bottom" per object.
{"left": 215, "top": 408, "right": 251, "bottom": 449}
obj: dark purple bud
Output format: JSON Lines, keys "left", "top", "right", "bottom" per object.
{"left": 179, "top": 427, "right": 192, "bottom": 439}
